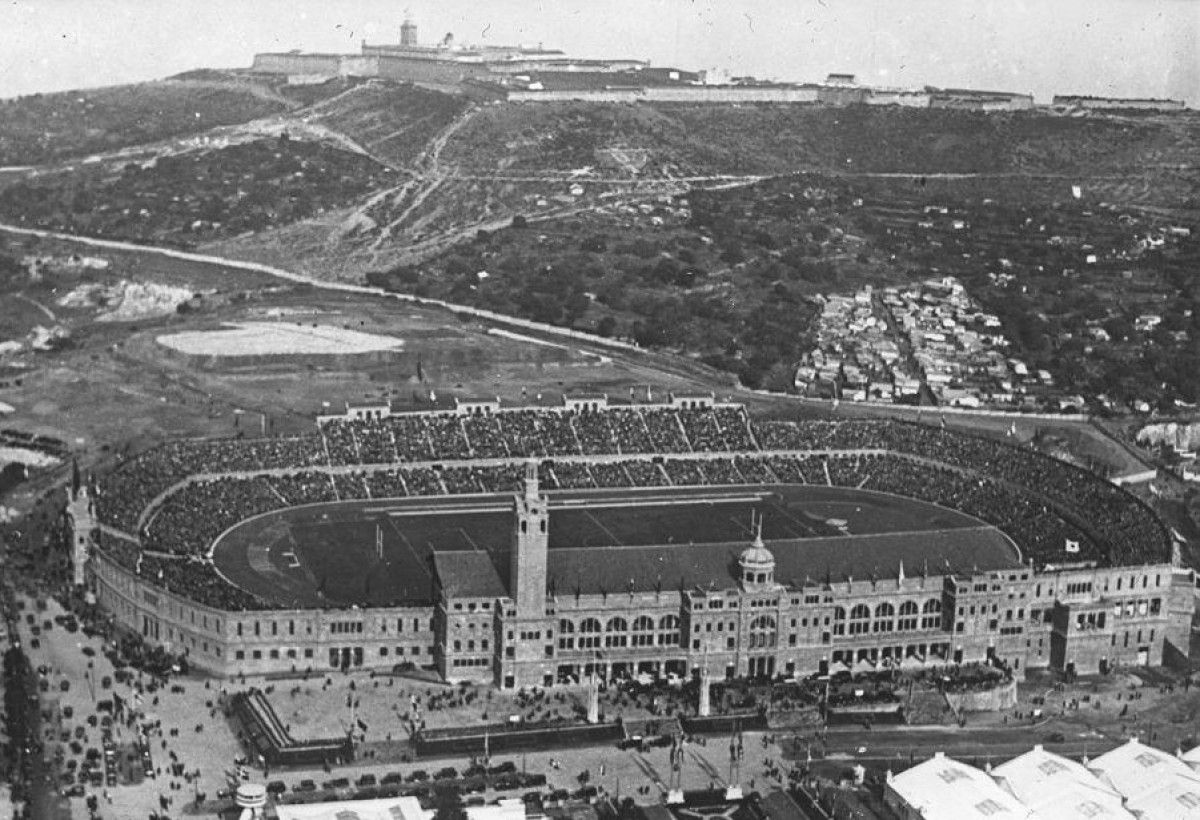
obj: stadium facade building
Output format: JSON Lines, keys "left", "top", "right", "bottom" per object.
{"left": 86, "top": 399, "right": 1194, "bottom": 689}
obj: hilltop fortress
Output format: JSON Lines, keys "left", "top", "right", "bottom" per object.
{"left": 250, "top": 17, "right": 1180, "bottom": 112}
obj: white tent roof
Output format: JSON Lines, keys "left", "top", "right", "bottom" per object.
{"left": 889, "top": 752, "right": 1044, "bottom": 820}
{"left": 992, "top": 745, "right": 1135, "bottom": 820}
{"left": 1089, "top": 739, "right": 1200, "bottom": 804}
{"left": 1123, "top": 774, "right": 1200, "bottom": 819}
{"left": 276, "top": 796, "right": 433, "bottom": 820}
{"left": 1182, "top": 744, "right": 1200, "bottom": 769}
{"left": 466, "top": 800, "right": 526, "bottom": 820}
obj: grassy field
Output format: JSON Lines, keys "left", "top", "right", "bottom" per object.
{"left": 212, "top": 485, "right": 1003, "bottom": 608}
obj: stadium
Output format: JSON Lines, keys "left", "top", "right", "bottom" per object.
{"left": 84, "top": 393, "right": 1194, "bottom": 688}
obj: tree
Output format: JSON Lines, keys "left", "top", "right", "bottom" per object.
{"left": 596, "top": 316, "right": 617, "bottom": 337}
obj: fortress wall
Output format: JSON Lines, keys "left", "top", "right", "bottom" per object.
{"left": 376, "top": 55, "right": 491, "bottom": 86}
{"left": 817, "top": 86, "right": 870, "bottom": 105}
{"left": 252, "top": 53, "right": 344, "bottom": 76}
{"left": 505, "top": 88, "right": 642, "bottom": 103}
{"left": 930, "top": 95, "right": 1034, "bottom": 112}
{"left": 1052, "top": 96, "right": 1186, "bottom": 111}
{"left": 644, "top": 85, "right": 820, "bottom": 103}
{"left": 251, "top": 53, "right": 378, "bottom": 78}
{"left": 339, "top": 55, "right": 379, "bottom": 77}
{"left": 501, "top": 86, "right": 823, "bottom": 104}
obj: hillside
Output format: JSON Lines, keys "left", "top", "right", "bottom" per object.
{"left": 1, "top": 79, "right": 1198, "bottom": 401}
{"left": 364, "top": 169, "right": 1200, "bottom": 402}
{"left": 0, "top": 136, "right": 394, "bottom": 248}
{"left": 197, "top": 101, "right": 1200, "bottom": 279}
{"left": 0, "top": 73, "right": 362, "bottom": 167}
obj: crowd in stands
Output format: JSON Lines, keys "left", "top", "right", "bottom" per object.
{"left": 129, "top": 449, "right": 1126, "bottom": 573}
{"left": 92, "top": 407, "right": 1172, "bottom": 611}
{"left": 139, "top": 554, "right": 262, "bottom": 611}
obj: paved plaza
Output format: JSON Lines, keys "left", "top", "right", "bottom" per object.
{"left": 12, "top": 592, "right": 1200, "bottom": 820}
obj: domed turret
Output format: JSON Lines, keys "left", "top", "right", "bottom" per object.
{"left": 739, "top": 512, "right": 775, "bottom": 589}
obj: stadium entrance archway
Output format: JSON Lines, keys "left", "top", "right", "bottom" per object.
{"left": 750, "top": 656, "right": 776, "bottom": 679}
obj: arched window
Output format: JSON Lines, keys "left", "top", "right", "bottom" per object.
{"left": 658, "top": 614, "right": 680, "bottom": 645}
{"left": 578, "top": 617, "right": 602, "bottom": 649}
{"left": 749, "top": 615, "right": 777, "bottom": 649}
{"left": 557, "top": 618, "right": 575, "bottom": 650}
{"left": 898, "top": 601, "right": 919, "bottom": 631}
{"left": 921, "top": 599, "right": 942, "bottom": 630}
{"left": 632, "top": 615, "right": 655, "bottom": 646}
{"left": 605, "top": 617, "right": 628, "bottom": 648}
{"left": 849, "top": 604, "right": 871, "bottom": 636}
{"left": 874, "top": 602, "right": 895, "bottom": 633}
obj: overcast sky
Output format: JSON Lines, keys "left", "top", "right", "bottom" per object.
{"left": 1, "top": 0, "right": 1197, "bottom": 104}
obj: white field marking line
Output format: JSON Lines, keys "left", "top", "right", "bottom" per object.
{"left": 458, "top": 527, "right": 481, "bottom": 552}
{"left": 760, "top": 500, "right": 821, "bottom": 538}
{"left": 552, "top": 494, "right": 767, "bottom": 509}
{"left": 557, "top": 523, "right": 1007, "bottom": 552}
{"left": 381, "top": 503, "right": 511, "bottom": 516}
{"left": 583, "top": 509, "right": 624, "bottom": 547}
{"left": 384, "top": 515, "right": 427, "bottom": 575}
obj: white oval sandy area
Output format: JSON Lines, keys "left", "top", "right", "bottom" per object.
{"left": 156, "top": 321, "right": 405, "bottom": 356}
{"left": 0, "top": 446, "right": 61, "bottom": 469}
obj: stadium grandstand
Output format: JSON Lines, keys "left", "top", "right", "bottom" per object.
{"left": 82, "top": 393, "right": 1193, "bottom": 687}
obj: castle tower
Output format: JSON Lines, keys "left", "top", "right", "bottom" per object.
{"left": 510, "top": 460, "right": 548, "bottom": 617}
{"left": 400, "top": 16, "right": 419, "bottom": 46}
